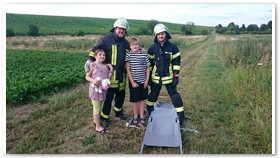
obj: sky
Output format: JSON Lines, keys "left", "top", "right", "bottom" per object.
{"left": 3, "top": 3, "right": 273, "bottom": 27}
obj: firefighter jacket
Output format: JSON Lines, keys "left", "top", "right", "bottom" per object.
{"left": 147, "top": 40, "right": 181, "bottom": 85}
{"left": 87, "top": 32, "right": 130, "bottom": 90}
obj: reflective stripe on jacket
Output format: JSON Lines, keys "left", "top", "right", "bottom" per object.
{"left": 147, "top": 40, "right": 181, "bottom": 85}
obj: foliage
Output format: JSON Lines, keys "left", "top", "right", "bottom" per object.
{"left": 240, "top": 24, "right": 246, "bottom": 31}
{"left": 216, "top": 20, "right": 272, "bottom": 34}
{"left": 187, "top": 35, "right": 272, "bottom": 153}
{"left": 215, "top": 24, "right": 227, "bottom": 34}
{"left": 146, "top": 19, "right": 159, "bottom": 34}
{"left": 181, "top": 22, "right": 194, "bottom": 35}
{"left": 247, "top": 24, "right": 259, "bottom": 31}
{"left": 201, "top": 28, "right": 209, "bottom": 35}
{"left": 259, "top": 24, "right": 267, "bottom": 31}
{"left": 267, "top": 20, "right": 272, "bottom": 30}
{"left": 6, "top": 49, "right": 87, "bottom": 105}
{"left": 77, "top": 30, "right": 85, "bottom": 36}
{"left": 226, "top": 22, "right": 240, "bottom": 34}
{"left": 6, "top": 29, "right": 15, "bottom": 37}
{"left": 28, "top": 25, "right": 40, "bottom": 36}
{"left": 217, "top": 35, "right": 272, "bottom": 68}
{"left": 77, "top": 31, "right": 85, "bottom": 36}
{"left": 135, "top": 25, "right": 150, "bottom": 35}
{"left": 215, "top": 35, "right": 272, "bottom": 153}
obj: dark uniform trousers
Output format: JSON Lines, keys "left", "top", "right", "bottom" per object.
{"left": 148, "top": 81, "right": 182, "bottom": 108}
{"left": 102, "top": 88, "right": 125, "bottom": 119}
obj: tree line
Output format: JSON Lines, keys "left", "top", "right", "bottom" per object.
{"left": 215, "top": 20, "right": 272, "bottom": 34}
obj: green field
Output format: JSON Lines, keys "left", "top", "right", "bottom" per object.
{"left": 6, "top": 49, "right": 87, "bottom": 105}
{"left": 6, "top": 13, "right": 213, "bottom": 36}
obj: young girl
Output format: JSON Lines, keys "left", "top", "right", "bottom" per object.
{"left": 125, "top": 37, "right": 150, "bottom": 126}
{"left": 86, "top": 49, "right": 113, "bottom": 133}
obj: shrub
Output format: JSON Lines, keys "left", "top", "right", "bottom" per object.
{"left": 201, "top": 29, "right": 209, "bottom": 35}
{"left": 6, "top": 29, "right": 15, "bottom": 37}
{"left": 28, "top": 24, "right": 40, "bottom": 36}
{"left": 136, "top": 25, "right": 150, "bottom": 35}
{"left": 77, "top": 31, "right": 85, "bottom": 36}
{"left": 147, "top": 19, "right": 159, "bottom": 33}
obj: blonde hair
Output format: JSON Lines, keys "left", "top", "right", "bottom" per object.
{"left": 129, "top": 37, "right": 140, "bottom": 45}
{"left": 94, "top": 49, "right": 106, "bottom": 63}
{"left": 95, "top": 49, "right": 105, "bottom": 55}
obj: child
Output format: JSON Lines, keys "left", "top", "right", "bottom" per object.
{"left": 86, "top": 49, "right": 113, "bottom": 133}
{"left": 125, "top": 37, "right": 150, "bottom": 126}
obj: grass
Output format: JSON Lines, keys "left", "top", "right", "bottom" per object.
{"left": 184, "top": 36, "right": 236, "bottom": 153}
{"left": 217, "top": 35, "right": 271, "bottom": 153}
{"left": 6, "top": 34, "right": 272, "bottom": 154}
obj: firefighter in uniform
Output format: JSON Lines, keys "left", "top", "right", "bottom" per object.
{"left": 146, "top": 23, "right": 187, "bottom": 128}
{"left": 85, "top": 17, "right": 129, "bottom": 127}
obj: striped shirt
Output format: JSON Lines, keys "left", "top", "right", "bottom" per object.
{"left": 125, "top": 48, "right": 150, "bottom": 83}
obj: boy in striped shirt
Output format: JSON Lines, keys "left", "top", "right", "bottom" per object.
{"left": 125, "top": 37, "right": 150, "bottom": 126}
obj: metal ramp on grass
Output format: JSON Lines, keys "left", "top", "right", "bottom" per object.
{"left": 139, "top": 102, "right": 183, "bottom": 154}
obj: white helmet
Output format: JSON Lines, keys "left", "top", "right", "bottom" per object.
{"left": 153, "top": 23, "right": 168, "bottom": 36}
{"left": 113, "top": 17, "right": 129, "bottom": 29}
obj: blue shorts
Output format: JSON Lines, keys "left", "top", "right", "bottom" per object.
{"left": 129, "top": 81, "right": 148, "bottom": 102}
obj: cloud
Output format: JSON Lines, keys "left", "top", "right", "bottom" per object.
{"left": 4, "top": 3, "right": 272, "bottom": 27}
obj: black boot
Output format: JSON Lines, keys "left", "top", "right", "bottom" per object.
{"left": 100, "top": 116, "right": 109, "bottom": 128}
{"left": 146, "top": 106, "right": 154, "bottom": 117}
{"left": 178, "top": 112, "right": 187, "bottom": 128}
{"left": 115, "top": 110, "right": 128, "bottom": 120}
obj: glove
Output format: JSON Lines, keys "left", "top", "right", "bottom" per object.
{"left": 173, "top": 77, "right": 179, "bottom": 86}
{"left": 148, "top": 78, "right": 152, "bottom": 86}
